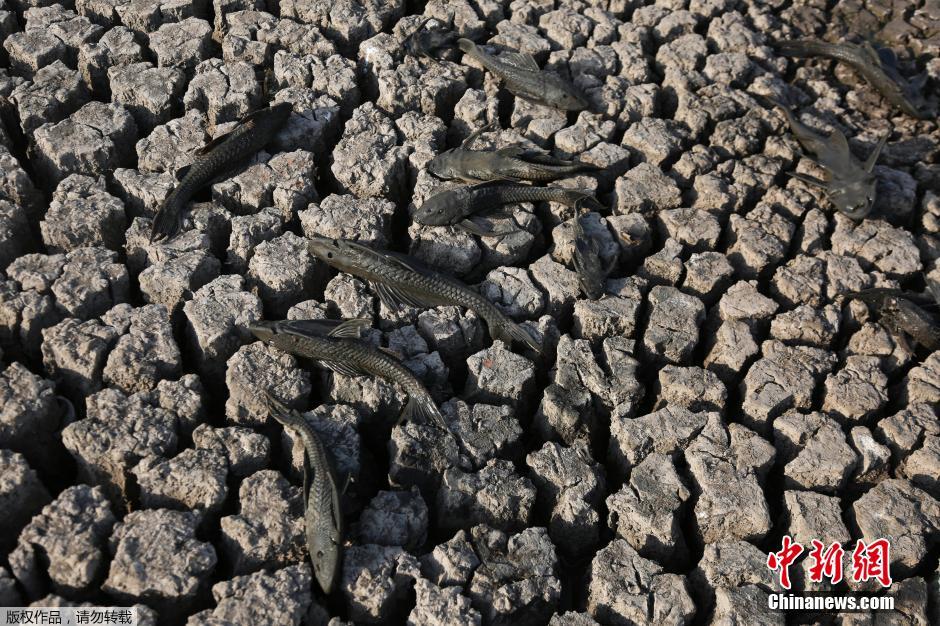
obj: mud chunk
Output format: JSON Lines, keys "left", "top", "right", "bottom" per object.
{"left": 638, "top": 237, "right": 683, "bottom": 286}
{"left": 219, "top": 470, "right": 305, "bottom": 575}
{"left": 183, "top": 275, "right": 262, "bottom": 386}
{"left": 642, "top": 285, "right": 705, "bottom": 365}
{"left": 132, "top": 448, "right": 228, "bottom": 517}
{"left": 8, "top": 485, "right": 114, "bottom": 598}
{"left": 192, "top": 424, "right": 270, "bottom": 477}
{"left": 613, "top": 163, "right": 682, "bottom": 214}
{"left": 769, "top": 303, "right": 840, "bottom": 347}
{"left": 224, "top": 342, "right": 311, "bottom": 426}
{"left": 588, "top": 540, "right": 695, "bottom": 626}
{"left": 0, "top": 450, "right": 51, "bottom": 554}
{"left": 149, "top": 17, "right": 214, "bottom": 73}
{"left": 727, "top": 207, "right": 793, "bottom": 278}
{"left": 437, "top": 459, "right": 536, "bottom": 533}
{"left": 0, "top": 279, "right": 61, "bottom": 362}
{"left": 783, "top": 490, "right": 850, "bottom": 547}
{"left": 900, "top": 436, "right": 940, "bottom": 499}
{"left": 50, "top": 247, "right": 129, "bottom": 320}
{"left": 188, "top": 564, "right": 317, "bottom": 626}
{"left": 608, "top": 405, "right": 708, "bottom": 474}
{"left": 849, "top": 426, "right": 891, "bottom": 486}
{"left": 621, "top": 117, "right": 688, "bottom": 167}
{"left": 877, "top": 404, "right": 938, "bottom": 465}
{"left": 247, "top": 231, "right": 317, "bottom": 317}
{"left": 704, "top": 321, "right": 757, "bottom": 384}
{"left": 359, "top": 487, "right": 428, "bottom": 551}
{"left": 657, "top": 208, "right": 721, "bottom": 252}
{"left": 10, "top": 61, "right": 89, "bottom": 136}
{"left": 32, "top": 101, "right": 137, "bottom": 184}
{"left": 607, "top": 453, "right": 690, "bottom": 563}
{"left": 300, "top": 194, "right": 396, "bottom": 248}
{"left": 464, "top": 342, "right": 536, "bottom": 411}
{"left": 831, "top": 215, "right": 922, "bottom": 279}
{"left": 139, "top": 250, "right": 220, "bottom": 317}
{"left": 388, "top": 420, "right": 459, "bottom": 499}
{"left": 441, "top": 400, "right": 522, "bottom": 470}
{"left": 0, "top": 202, "right": 34, "bottom": 274}
{"left": 108, "top": 62, "right": 186, "bottom": 133}
{"left": 420, "top": 530, "right": 480, "bottom": 588}
{"left": 740, "top": 340, "right": 837, "bottom": 434}
{"left": 102, "top": 304, "right": 181, "bottom": 393}
{"left": 104, "top": 509, "right": 217, "bottom": 615}
{"left": 717, "top": 280, "right": 779, "bottom": 324}
{"left": 111, "top": 168, "right": 174, "bottom": 218}
{"left": 41, "top": 175, "right": 126, "bottom": 253}
{"left": 341, "top": 545, "right": 420, "bottom": 624}
{"left": 480, "top": 267, "right": 545, "bottom": 321}
{"left": 408, "top": 578, "right": 482, "bottom": 626}
{"left": 851, "top": 479, "right": 940, "bottom": 578}
{"left": 212, "top": 149, "right": 318, "bottom": 220}
{"left": 377, "top": 56, "right": 468, "bottom": 119}
{"left": 183, "top": 58, "right": 261, "bottom": 126}
{"left": 78, "top": 26, "right": 145, "bottom": 95}
{"left": 773, "top": 411, "right": 859, "bottom": 494}
{"left": 331, "top": 102, "right": 408, "bottom": 200}
{"left": 686, "top": 415, "right": 773, "bottom": 543}
{"left": 61, "top": 386, "right": 178, "bottom": 502}
{"left": 656, "top": 365, "right": 727, "bottom": 413}
{"left": 41, "top": 316, "right": 119, "bottom": 398}
{"left": 526, "top": 442, "right": 605, "bottom": 557}
{"left": 468, "top": 526, "right": 561, "bottom": 626}
{"left": 4, "top": 30, "right": 68, "bottom": 78}
{"left": 529, "top": 254, "right": 582, "bottom": 319}
{"left": 771, "top": 255, "right": 826, "bottom": 308}
{"left": 902, "top": 353, "right": 940, "bottom": 406}
{"left": 822, "top": 355, "right": 889, "bottom": 423}
{"left": 572, "top": 278, "right": 644, "bottom": 342}
{"left": 0, "top": 362, "right": 62, "bottom": 468}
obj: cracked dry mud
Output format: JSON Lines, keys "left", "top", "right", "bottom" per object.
{"left": 0, "top": 0, "right": 939, "bottom": 625}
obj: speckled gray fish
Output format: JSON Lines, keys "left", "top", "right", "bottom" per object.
{"left": 572, "top": 213, "right": 612, "bottom": 300}
{"left": 263, "top": 392, "right": 343, "bottom": 595}
{"left": 846, "top": 288, "right": 940, "bottom": 351}
{"left": 306, "top": 237, "right": 542, "bottom": 353}
{"left": 402, "top": 17, "right": 456, "bottom": 63}
{"left": 776, "top": 39, "right": 925, "bottom": 119}
{"left": 150, "top": 102, "right": 292, "bottom": 242}
{"left": 458, "top": 38, "right": 587, "bottom": 110}
{"left": 250, "top": 318, "right": 450, "bottom": 432}
{"left": 429, "top": 122, "right": 601, "bottom": 184}
{"left": 769, "top": 97, "right": 887, "bottom": 220}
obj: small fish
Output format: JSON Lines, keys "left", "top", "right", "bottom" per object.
{"left": 429, "top": 122, "right": 601, "bottom": 184}
{"left": 403, "top": 17, "right": 456, "bottom": 63}
{"left": 264, "top": 392, "right": 343, "bottom": 595}
{"left": 306, "top": 237, "right": 541, "bottom": 353}
{"left": 769, "top": 98, "right": 887, "bottom": 220}
{"left": 846, "top": 288, "right": 940, "bottom": 350}
{"left": 572, "top": 214, "right": 613, "bottom": 300}
{"left": 251, "top": 318, "right": 451, "bottom": 432}
{"left": 776, "top": 39, "right": 925, "bottom": 119}
{"left": 150, "top": 102, "right": 293, "bottom": 242}
{"left": 415, "top": 181, "right": 600, "bottom": 237}
{"left": 457, "top": 38, "right": 587, "bottom": 111}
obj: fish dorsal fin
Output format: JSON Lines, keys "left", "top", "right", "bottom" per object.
{"left": 195, "top": 130, "right": 235, "bottom": 156}
{"left": 499, "top": 50, "right": 540, "bottom": 71}
{"left": 174, "top": 164, "right": 192, "bottom": 181}
{"left": 864, "top": 130, "right": 890, "bottom": 173}
{"left": 377, "top": 345, "right": 404, "bottom": 359}
{"left": 859, "top": 41, "right": 884, "bottom": 68}
{"left": 496, "top": 144, "right": 527, "bottom": 157}
{"left": 379, "top": 249, "right": 426, "bottom": 274}
{"left": 278, "top": 319, "right": 347, "bottom": 339}
{"left": 301, "top": 448, "right": 312, "bottom": 506}
{"left": 328, "top": 318, "right": 372, "bottom": 338}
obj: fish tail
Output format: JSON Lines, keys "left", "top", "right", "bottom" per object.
{"left": 457, "top": 38, "right": 479, "bottom": 57}
{"left": 775, "top": 39, "right": 830, "bottom": 58}
{"left": 493, "top": 318, "right": 542, "bottom": 354}
{"left": 402, "top": 393, "right": 451, "bottom": 433}
{"left": 149, "top": 196, "right": 182, "bottom": 242}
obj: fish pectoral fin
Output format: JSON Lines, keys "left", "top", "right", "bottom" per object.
{"left": 328, "top": 318, "right": 373, "bottom": 339}
{"left": 495, "top": 143, "right": 529, "bottom": 158}
{"left": 461, "top": 120, "right": 499, "bottom": 148}
{"left": 788, "top": 171, "right": 830, "bottom": 190}
{"left": 457, "top": 218, "right": 520, "bottom": 239}
{"left": 864, "top": 130, "right": 890, "bottom": 173}
{"left": 377, "top": 345, "right": 405, "bottom": 360}
{"left": 279, "top": 319, "right": 353, "bottom": 339}
{"left": 372, "top": 281, "right": 433, "bottom": 312}
{"left": 402, "top": 394, "right": 450, "bottom": 432}
{"left": 499, "top": 50, "right": 540, "bottom": 71}
{"left": 194, "top": 130, "right": 237, "bottom": 156}
{"left": 321, "top": 360, "right": 369, "bottom": 378}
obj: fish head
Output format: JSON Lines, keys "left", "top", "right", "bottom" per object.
{"left": 547, "top": 76, "right": 589, "bottom": 111}
{"left": 248, "top": 320, "right": 280, "bottom": 342}
{"left": 307, "top": 236, "right": 370, "bottom": 273}
{"left": 829, "top": 175, "right": 877, "bottom": 220}
{"left": 414, "top": 188, "right": 465, "bottom": 225}
{"left": 256, "top": 102, "right": 294, "bottom": 131}
{"left": 427, "top": 149, "right": 459, "bottom": 180}
{"left": 312, "top": 532, "right": 342, "bottom": 594}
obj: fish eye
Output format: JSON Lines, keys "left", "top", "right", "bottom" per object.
{"left": 327, "top": 252, "right": 333, "bottom": 259}
{"left": 317, "top": 550, "right": 324, "bottom": 558}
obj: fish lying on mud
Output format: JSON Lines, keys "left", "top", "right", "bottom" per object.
{"left": 403, "top": 17, "right": 456, "bottom": 63}
{"left": 150, "top": 102, "right": 292, "bottom": 242}
{"left": 845, "top": 288, "right": 940, "bottom": 351}
{"left": 306, "top": 237, "right": 542, "bottom": 353}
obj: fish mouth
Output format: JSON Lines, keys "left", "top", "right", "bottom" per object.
{"left": 306, "top": 236, "right": 337, "bottom": 261}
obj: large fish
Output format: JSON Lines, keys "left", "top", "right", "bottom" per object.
{"left": 458, "top": 38, "right": 587, "bottom": 110}
{"left": 776, "top": 39, "right": 925, "bottom": 119}
{"left": 250, "top": 318, "right": 450, "bottom": 432}
{"left": 415, "top": 181, "right": 600, "bottom": 237}
{"left": 769, "top": 98, "right": 887, "bottom": 220}
{"left": 264, "top": 393, "right": 343, "bottom": 594}
{"left": 429, "top": 122, "right": 601, "bottom": 184}
{"left": 306, "top": 237, "right": 541, "bottom": 353}
{"left": 150, "top": 102, "right": 293, "bottom": 242}
{"left": 571, "top": 213, "right": 612, "bottom": 300}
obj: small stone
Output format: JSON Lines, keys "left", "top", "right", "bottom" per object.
{"left": 437, "top": 459, "right": 537, "bottom": 533}
{"left": 108, "top": 62, "right": 186, "bottom": 133}
{"left": 773, "top": 411, "right": 859, "bottom": 494}
{"left": 358, "top": 487, "right": 428, "bottom": 551}
{"left": 41, "top": 175, "right": 126, "bottom": 253}
{"left": 341, "top": 545, "right": 420, "bottom": 624}
{"left": 642, "top": 285, "right": 705, "bottom": 365}
{"left": 132, "top": 448, "right": 228, "bottom": 517}
{"left": 0, "top": 450, "right": 51, "bottom": 554}
{"left": 224, "top": 341, "right": 311, "bottom": 426}
{"left": 192, "top": 424, "right": 270, "bottom": 477}
{"left": 148, "top": 17, "right": 214, "bottom": 73}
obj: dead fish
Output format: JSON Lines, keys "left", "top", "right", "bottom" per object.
{"left": 846, "top": 288, "right": 940, "bottom": 351}
{"left": 457, "top": 38, "right": 587, "bottom": 111}
{"left": 429, "top": 122, "right": 601, "bottom": 184}
{"left": 769, "top": 97, "right": 887, "bottom": 220}
{"left": 306, "top": 237, "right": 541, "bottom": 353}
{"left": 572, "top": 213, "right": 613, "bottom": 300}
{"left": 150, "top": 102, "right": 293, "bottom": 242}
{"left": 415, "top": 181, "right": 600, "bottom": 238}
{"left": 264, "top": 392, "right": 343, "bottom": 595}
{"left": 776, "top": 39, "right": 925, "bottom": 119}
{"left": 403, "top": 17, "right": 456, "bottom": 63}
{"left": 250, "top": 318, "right": 451, "bottom": 432}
